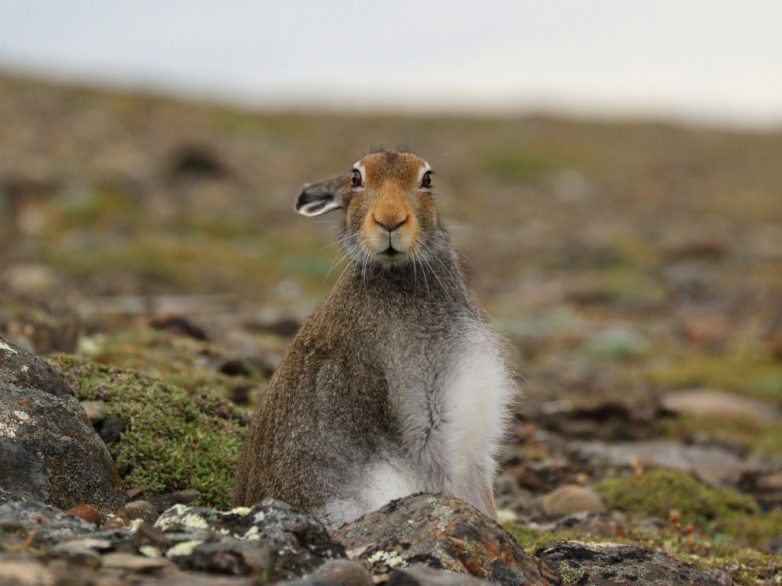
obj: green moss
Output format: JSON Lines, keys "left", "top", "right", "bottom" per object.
{"left": 595, "top": 469, "right": 782, "bottom": 549}
{"left": 48, "top": 354, "right": 246, "bottom": 508}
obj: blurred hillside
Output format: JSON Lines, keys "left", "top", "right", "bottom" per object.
{"left": 0, "top": 72, "right": 781, "bottom": 581}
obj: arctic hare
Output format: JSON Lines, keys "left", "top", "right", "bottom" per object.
{"left": 233, "top": 149, "right": 516, "bottom": 529}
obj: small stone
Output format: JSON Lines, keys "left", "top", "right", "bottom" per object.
{"left": 49, "top": 543, "right": 102, "bottom": 568}
{"left": 123, "top": 500, "right": 159, "bottom": 524}
{"left": 173, "top": 489, "right": 201, "bottom": 504}
{"left": 542, "top": 485, "right": 604, "bottom": 517}
{"left": 67, "top": 504, "right": 101, "bottom": 526}
{"left": 80, "top": 400, "right": 107, "bottom": 422}
{"left": 102, "top": 553, "right": 172, "bottom": 572}
{"left": 312, "top": 559, "right": 373, "bottom": 586}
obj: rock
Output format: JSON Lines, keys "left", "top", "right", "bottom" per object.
{"left": 123, "top": 499, "right": 159, "bottom": 524}
{"left": 537, "top": 540, "right": 725, "bottom": 585}
{"left": 311, "top": 559, "right": 373, "bottom": 586}
{"left": 332, "top": 494, "right": 557, "bottom": 585}
{"left": 0, "top": 336, "right": 125, "bottom": 513}
{"left": 155, "top": 501, "right": 345, "bottom": 580}
{"left": 389, "top": 565, "right": 492, "bottom": 585}
{"left": 661, "top": 389, "right": 774, "bottom": 420}
{"left": 542, "top": 485, "right": 604, "bottom": 517}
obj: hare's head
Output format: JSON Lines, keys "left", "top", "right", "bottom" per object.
{"left": 296, "top": 149, "right": 446, "bottom": 268}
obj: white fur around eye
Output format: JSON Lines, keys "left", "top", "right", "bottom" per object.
{"left": 418, "top": 162, "right": 432, "bottom": 188}
{"left": 352, "top": 162, "right": 366, "bottom": 191}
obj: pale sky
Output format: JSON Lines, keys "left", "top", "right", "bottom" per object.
{"left": 0, "top": 1, "right": 780, "bottom": 127}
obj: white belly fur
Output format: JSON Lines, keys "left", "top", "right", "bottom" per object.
{"left": 439, "top": 330, "right": 515, "bottom": 510}
{"left": 321, "top": 328, "right": 516, "bottom": 529}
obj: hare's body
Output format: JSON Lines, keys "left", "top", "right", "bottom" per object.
{"left": 234, "top": 150, "right": 516, "bottom": 529}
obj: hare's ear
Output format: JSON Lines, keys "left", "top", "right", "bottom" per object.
{"left": 295, "top": 175, "right": 349, "bottom": 217}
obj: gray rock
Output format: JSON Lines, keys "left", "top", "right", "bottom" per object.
{"left": 332, "top": 494, "right": 558, "bottom": 586}
{"left": 156, "top": 500, "right": 345, "bottom": 580}
{"left": 0, "top": 337, "right": 125, "bottom": 514}
{"left": 537, "top": 541, "right": 726, "bottom": 585}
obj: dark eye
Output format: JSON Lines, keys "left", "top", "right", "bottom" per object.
{"left": 421, "top": 171, "right": 433, "bottom": 189}
{"left": 351, "top": 169, "right": 362, "bottom": 188}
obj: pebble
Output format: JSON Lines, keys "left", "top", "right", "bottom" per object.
{"left": 542, "top": 485, "right": 604, "bottom": 517}
{"left": 123, "top": 500, "right": 159, "bottom": 524}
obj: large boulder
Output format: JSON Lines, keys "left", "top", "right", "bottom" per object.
{"left": 0, "top": 336, "right": 125, "bottom": 514}
{"left": 332, "top": 494, "right": 558, "bottom": 585}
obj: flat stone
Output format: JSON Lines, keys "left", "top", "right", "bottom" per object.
{"left": 101, "top": 552, "right": 173, "bottom": 572}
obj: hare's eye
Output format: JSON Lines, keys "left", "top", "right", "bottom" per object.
{"left": 351, "top": 169, "right": 362, "bottom": 188}
{"left": 421, "top": 171, "right": 433, "bottom": 189}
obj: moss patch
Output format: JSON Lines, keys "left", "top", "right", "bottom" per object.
{"left": 49, "top": 354, "right": 246, "bottom": 508}
{"left": 595, "top": 469, "right": 782, "bottom": 549}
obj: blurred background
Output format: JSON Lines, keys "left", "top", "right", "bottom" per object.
{"left": 0, "top": 1, "right": 781, "bottom": 576}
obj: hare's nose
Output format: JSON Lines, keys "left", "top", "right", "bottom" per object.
{"left": 374, "top": 215, "right": 408, "bottom": 233}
